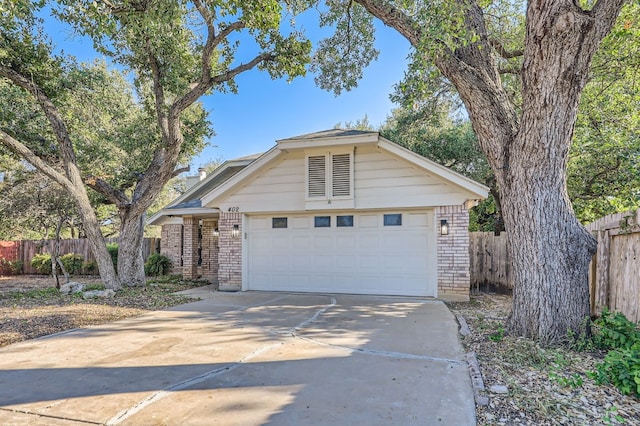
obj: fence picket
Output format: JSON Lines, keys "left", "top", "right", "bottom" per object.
{"left": 0, "top": 238, "right": 160, "bottom": 275}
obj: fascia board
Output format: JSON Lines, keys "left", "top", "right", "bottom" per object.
{"left": 378, "top": 137, "right": 490, "bottom": 199}
{"left": 166, "top": 158, "right": 254, "bottom": 208}
{"left": 147, "top": 208, "right": 220, "bottom": 226}
{"left": 277, "top": 133, "right": 379, "bottom": 151}
{"left": 201, "top": 146, "right": 282, "bottom": 207}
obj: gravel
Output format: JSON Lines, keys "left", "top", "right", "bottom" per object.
{"left": 448, "top": 293, "right": 640, "bottom": 425}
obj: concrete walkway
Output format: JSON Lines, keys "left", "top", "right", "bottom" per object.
{"left": 0, "top": 291, "right": 475, "bottom": 425}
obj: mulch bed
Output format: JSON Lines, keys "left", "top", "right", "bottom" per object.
{"left": 448, "top": 294, "right": 640, "bottom": 425}
{"left": 0, "top": 275, "right": 204, "bottom": 347}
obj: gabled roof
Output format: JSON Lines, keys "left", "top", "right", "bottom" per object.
{"left": 149, "top": 129, "right": 490, "bottom": 225}
{"left": 278, "top": 128, "right": 377, "bottom": 141}
{"left": 147, "top": 154, "right": 260, "bottom": 226}
{"left": 200, "top": 129, "right": 489, "bottom": 207}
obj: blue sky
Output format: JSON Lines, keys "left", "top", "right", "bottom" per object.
{"left": 42, "top": 7, "right": 412, "bottom": 169}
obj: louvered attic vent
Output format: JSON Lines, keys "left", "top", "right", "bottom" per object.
{"left": 332, "top": 154, "right": 351, "bottom": 197}
{"left": 308, "top": 155, "right": 326, "bottom": 197}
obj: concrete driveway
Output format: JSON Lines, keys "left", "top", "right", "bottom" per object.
{"left": 0, "top": 290, "right": 475, "bottom": 425}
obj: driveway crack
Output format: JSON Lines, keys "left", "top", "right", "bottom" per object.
{"left": 106, "top": 296, "right": 337, "bottom": 425}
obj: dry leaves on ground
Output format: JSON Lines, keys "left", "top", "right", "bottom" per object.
{"left": 448, "top": 294, "right": 640, "bottom": 425}
{"left": 0, "top": 275, "right": 205, "bottom": 348}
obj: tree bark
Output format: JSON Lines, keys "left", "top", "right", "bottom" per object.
{"left": 117, "top": 209, "right": 147, "bottom": 286}
{"left": 355, "top": 0, "right": 626, "bottom": 344}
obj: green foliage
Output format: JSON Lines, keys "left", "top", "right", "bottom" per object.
{"left": 106, "top": 243, "right": 118, "bottom": 268}
{"left": 82, "top": 260, "right": 98, "bottom": 275}
{"left": 548, "top": 353, "right": 584, "bottom": 389}
{"left": 30, "top": 253, "right": 52, "bottom": 275}
{"left": 144, "top": 253, "right": 171, "bottom": 277}
{"left": 593, "top": 342, "right": 640, "bottom": 397}
{"left": 59, "top": 253, "right": 84, "bottom": 275}
{"left": 589, "top": 310, "right": 640, "bottom": 398}
{"left": 30, "top": 252, "right": 85, "bottom": 275}
{"left": 593, "top": 309, "right": 640, "bottom": 350}
{"left": 489, "top": 326, "right": 505, "bottom": 342}
{"left": 0, "top": 258, "right": 23, "bottom": 275}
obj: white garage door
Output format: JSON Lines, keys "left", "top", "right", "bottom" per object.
{"left": 246, "top": 211, "right": 436, "bottom": 296}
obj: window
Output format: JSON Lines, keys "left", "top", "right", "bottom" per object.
{"left": 383, "top": 214, "right": 402, "bottom": 226}
{"left": 336, "top": 215, "right": 354, "bottom": 227}
{"left": 307, "top": 155, "right": 326, "bottom": 197}
{"left": 314, "top": 216, "right": 331, "bottom": 227}
{"left": 332, "top": 154, "right": 351, "bottom": 197}
{"left": 307, "top": 152, "right": 352, "bottom": 199}
{"left": 272, "top": 217, "right": 288, "bottom": 228}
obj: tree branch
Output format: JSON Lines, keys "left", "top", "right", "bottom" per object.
{"left": 85, "top": 176, "right": 130, "bottom": 206}
{"left": 489, "top": 39, "right": 524, "bottom": 59}
{"left": 172, "top": 166, "right": 190, "bottom": 177}
{"left": 0, "top": 65, "right": 77, "bottom": 170}
{"left": 0, "top": 130, "right": 74, "bottom": 193}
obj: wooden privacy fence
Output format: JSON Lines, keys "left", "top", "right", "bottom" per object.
{"left": 0, "top": 241, "right": 20, "bottom": 275}
{"left": 470, "top": 210, "right": 640, "bottom": 322}
{"left": 469, "top": 232, "right": 513, "bottom": 292}
{"left": 0, "top": 238, "right": 160, "bottom": 275}
{"left": 587, "top": 209, "right": 640, "bottom": 322}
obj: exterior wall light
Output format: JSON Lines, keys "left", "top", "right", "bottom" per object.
{"left": 232, "top": 224, "right": 240, "bottom": 238}
{"left": 440, "top": 219, "right": 450, "bottom": 235}
{"left": 212, "top": 228, "right": 219, "bottom": 238}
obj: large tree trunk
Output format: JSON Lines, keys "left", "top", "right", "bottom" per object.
{"left": 354, "top": 0, "right": 624, "bottom": 345}
{"left": 117, "top": 209, "right": 146, "bottom": 286}
{"left": 500, "top": 157, "right": 596, "bottom": 342}
{"left": 73, "top": 184, "right": 122, "bottom": 290}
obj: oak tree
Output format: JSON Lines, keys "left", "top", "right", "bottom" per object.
{"left": 320, "top": 0, "right": 630, "bottom": 343}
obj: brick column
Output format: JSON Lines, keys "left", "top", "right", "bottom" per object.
{"left": 436, "top": 205, "right": 470, "bottom": 301}
{"left": 218, "top": 212, "right": 242, "bottom": 291}
{"left": 182, "top": 216, "right": 199, "bottom": 279}
{"left": 160, "top": 224, "right": 183, "bottom": 274}
{"left": 201, "top": 219, "right": 219, "bottom": 283}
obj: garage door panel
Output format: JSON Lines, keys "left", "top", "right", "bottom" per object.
{"left": 292, "top": 235, "right": 311, "bottom": 249}
{"left": 247, "top": 211, "right": 436, "bottom": 297}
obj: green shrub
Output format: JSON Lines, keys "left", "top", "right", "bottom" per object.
{"left": 593, "top": 341, "right": 640, "bottom": 397}
{"left": 60, "top": 253, "right": 84, "bottom": 275}
{"left": 82, "top": 260, "right": 98, "bottom": 275}
{"left": 31, "top": 253, "right": 53, "bottom": 275}
{"left": 590, "top": 310, "right": 640, "bottom": 397}
{"left": 144, "top": 253, "right": 171, "bottom": 277}
{"left": 0, "top": 258, "right": 23, "bottom": 275}
{"left": 593, "top": 309, "right": 640, "bottom": 350}
{"left": 107, "top": 243, "right": 118, "bottom": 268}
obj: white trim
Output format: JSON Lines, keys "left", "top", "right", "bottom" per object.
{"left": 148, "top": 208, "right": 220, "bottom": 226}
{"left": 242, "top": 213, "right": 249, "bottom": 291}
{"left": 277, "top": 133, "right": 379, "bottom": 150}
{"left": 146, "top": 158, "right": 254, "bottom": 226}
{"left": 201, "top": 146, "right": 282, "bottom": 207}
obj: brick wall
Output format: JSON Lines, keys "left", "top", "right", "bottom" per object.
{"left": 218, "top": 212, "right": 242, "bottom": 290}
{"left": 437, "top": 205, "right": 471, "bottom": 301}
{"left": 160, "top": 224, "right": 182, "bottom": 274}
{"left": 182, "top": 216, "right": 199, "bottom": 279}
{"left": 201, "top": 219, "right": 219, "bottom": 282}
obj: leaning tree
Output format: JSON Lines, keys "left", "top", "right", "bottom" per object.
{"left": 0, "top": 0, "right": 311, "bottom": 288}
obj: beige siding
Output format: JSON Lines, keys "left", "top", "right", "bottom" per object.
{"left": 212, "top": 146, "right": 473, "bottom": 213}
{"left": 214, "top": 153, "right": 306, "bottom": 212}
{"left": 354, "top": 147, "right": 472, "bottom": 209}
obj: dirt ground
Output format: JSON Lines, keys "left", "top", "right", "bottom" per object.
{"left": 448, "top": 293, "right": 640, "bottom": 425}
{"left": 0, "top": 274, "right": 204, "bottom": 347}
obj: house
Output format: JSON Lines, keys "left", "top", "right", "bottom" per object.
{"left": 148, "top": 129, "right": 488, "bottom": 301}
